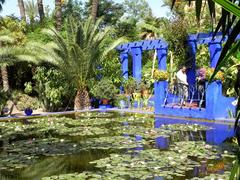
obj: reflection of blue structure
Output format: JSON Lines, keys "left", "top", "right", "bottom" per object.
{"left": 155, "top": 136, "right": 169, "bottom": 149}
{"left": 154, "top": 117, "right": 234, "bottom": 145}
{"left": 117, "top": 32, "right": 238, "bottom": 120}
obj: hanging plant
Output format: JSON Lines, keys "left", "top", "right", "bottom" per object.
{"left": 153, "top": 69, "right": 169, "bottom": 81}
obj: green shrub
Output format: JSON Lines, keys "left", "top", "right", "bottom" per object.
{"left": 12, "top": 91, "right": 41, "bottom": 111}
{"left": 90, "top": 78, "right": 119, "bottom": 99}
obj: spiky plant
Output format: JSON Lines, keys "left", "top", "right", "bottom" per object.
{"left": 28, "top": 17, "right": 125, "bottom": 110}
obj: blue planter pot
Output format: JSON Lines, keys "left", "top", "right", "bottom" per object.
{"left": 24, "top": 108, "right": 33, "bottom": 116}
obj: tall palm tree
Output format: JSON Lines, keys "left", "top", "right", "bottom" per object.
{"left": 0, "top": 31, "right": 15, "bottom": 92}
{"left": 138, "top": 21, "right": 164, "bottom": 78}
{"left": 37, "top": 0, "right": 44, "bottom": 22}
{"left": 18, "top": 0, "right": 26, "bottom": 21}
{"left": 0, "top": 0, "right": 5, "bottom": 11}
{"left": 28, "top": 17, "right": 125, "bottom": 109}
{"left": 24, "top": 0, "right": 38, "bottom": 24}
{"left": 91, "top": 0, "right": 99, "bottom": 22}
{"left": 55, "top": 0, "right": 62, "bottom": 31}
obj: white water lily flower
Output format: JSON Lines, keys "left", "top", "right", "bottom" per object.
{"left": 224, "top": 150, "right": 228, "bottom": 154}
{"left": 60, "top": 139, "right": 64, "bottom": 142}
{"left": 168, "top": 157, "right": 173, "bottom": 160}
{"left": 73, "top": 144, "right": 77, "bottom": 148}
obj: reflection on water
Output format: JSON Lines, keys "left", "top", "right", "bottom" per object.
{"left": 0, "top": 112, "right": 236, "bottom": 180}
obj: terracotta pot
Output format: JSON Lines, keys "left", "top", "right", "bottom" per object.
{"left": 102, "top": 98, "right": 109, "bottom": 105}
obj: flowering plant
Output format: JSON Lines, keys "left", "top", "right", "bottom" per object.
{"left": 153, "top": 69, "right": 169, "bottom": 81}
{"left": 205, "top": 68, "right": 224, "bottom": 82}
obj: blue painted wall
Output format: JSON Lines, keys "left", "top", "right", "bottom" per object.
{"left": 154, "top": 80, "right": 236, "bottom": 120}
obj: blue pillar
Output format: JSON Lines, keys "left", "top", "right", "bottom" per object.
{"left": 205, "top": 81, "right": 222, "bottom": 119}
{"left": 120, "top": 51, "right": 129, "bottom": 80}
{"left": 208, "top": 41, "right": 222, "bottom": 68}
{"left": 157, "top": 48, "right": 168, "bottom": 70}
{"left": 187, "top": 35, "right": 197, "bottom": 86}
{"left": 131, "top": 47, "right": 142, "bottom": 81}
{"left": 154, "top": 81, "right": 168, "bottom": 114}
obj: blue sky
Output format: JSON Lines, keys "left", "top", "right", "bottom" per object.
{"left": 0, "top": 0, "right": 170, "bottom": 18}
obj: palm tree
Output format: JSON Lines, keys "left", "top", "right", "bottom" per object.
{"left": 0, "top": 31, "right": 15, "bottom": 92}
{"left": 91, "top": 0, "right": 99, "bottom": 22}
{"left": 28, "top": 17, "right": 125, "bottom": 110}
{"left": 138, "top": 21, "right": 164, "bottom": 78}
{"left": 18, "top": 0, "right": 26, "bottom": 21}
{"left": 37, "top": 0, "right": 44, "bottom": 22}
{"left": 24, "top": 0, "right": 38, "bottom": 24}
{"left": 55, "top": 0, "right": 62, "bottom": 31}
{"left": 0, "top": 0, "right": 5, "bottom": 11}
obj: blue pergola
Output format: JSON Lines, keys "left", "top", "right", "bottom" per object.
{"left": 116, "top": 32, "right": 238, "bottom": 120}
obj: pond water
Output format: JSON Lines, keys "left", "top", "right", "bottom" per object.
{"left": 0, "top": 111, "right": 237, "bottom": 180}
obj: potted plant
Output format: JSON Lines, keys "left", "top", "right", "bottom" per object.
{"left": 90, "top": 78, "right": 119, "bottom": 106}
{"left": 114, "top": 94, "right": 129, "bottom": 109}
{"left": 153, "top": 69, "right": 169, "bottom": 81}
{"left": 122, "top": 77, "right": 137, "bottom": 95}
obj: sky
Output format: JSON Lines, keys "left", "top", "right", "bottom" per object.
{"left": 0, "top": 0, "right": 170, "bottom": 18}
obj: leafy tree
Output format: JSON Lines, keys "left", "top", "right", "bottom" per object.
{"left": 63, "top": 0, "right": 83, "bottom": 20}
{"left": 84, "top": 0, "right": 124, "bottom": 26}
{"left": 28, "top": 17, "right": 125, "bottom": 110}
{"left": 123, "top": 0, "right": 152, "bottom": 21}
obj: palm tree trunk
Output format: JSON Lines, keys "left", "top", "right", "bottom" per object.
{"left": 37, "top": 0, "right": 44, "bottom": 23}
{"left": 55, "top": 0, "right": 62, "bottom": 31}
{"left": 1, "top": 66, "right": 9, "bottom": 92}
{"left": 91, "top": 0, "right": 99, "bottom": 22}
{"left": 74, "top": 88, "right": 91, "bottom": 110}
{"left": 18, "top": 0, "right": 26, "bottom": 22}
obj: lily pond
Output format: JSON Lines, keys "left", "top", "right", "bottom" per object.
{"left": 0, "top": 111, "right": 237, "bottom": 180}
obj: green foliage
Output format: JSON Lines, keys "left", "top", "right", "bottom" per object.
{"left": 122, "top": 77, "right": 137, "bottom": 95}
{"left": 123, "top": 0, "right": 152, "bottom": 21}
{"left": 163, "top": 17, "right": 188, "bottom": 68}
{"left": 0, "top": 17, "right": 26, "bottom": 45}
{"left": 196, "top": 44, "right": 210, "bottom": 68}
{"left": 11, "top": 91, "right": 41, "bottom": 110}
{"left": 31, "top": 66, "right": 74, "bottom": 111}
{"left": 90, "top": 78, "right": 119, "bottom": 99}
{"left": 84, "top": 0, "right": 124, "bottom": 26}
{"left": 63, "top": 0, "right": 83, "bottom": 20}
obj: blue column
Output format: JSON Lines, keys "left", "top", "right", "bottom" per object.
{"left": 187, "top": 35, "right": 197, "bottom": 86}
{"left": 205, "top": 81, "right": 221, "bottom": 119}
{"left": 208, "top": 41, "right": 222, "bottom": 68}
{"left": 131, "top": 47, "right": 142, "bottom": 81}
{"left": 120, "top": 51, "right": 129, "bottom": 80}
{"left": 157, "top": 48, "right": 168, "bottom": 70}
{"left": 154, "top": 81, "right": 168, "bottom": 114}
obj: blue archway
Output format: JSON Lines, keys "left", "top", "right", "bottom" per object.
{"left": 117, "top": 32, "right": 239, "bottom": 120}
